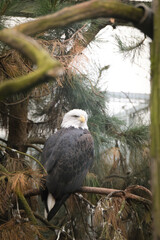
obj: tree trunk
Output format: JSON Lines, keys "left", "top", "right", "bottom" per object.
{"left": 8, "top": 99, "right": 28, "bottom": 153}
{"left": 151, "top": 0, "right": 160, "bottom": 239}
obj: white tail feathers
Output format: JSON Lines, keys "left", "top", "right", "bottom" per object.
{"left": 44, "top": 193, "right": 55, "bottom": 219}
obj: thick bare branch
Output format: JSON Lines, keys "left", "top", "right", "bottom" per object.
{"left": 24, "top": 185, "right": 152, "bottom": 206}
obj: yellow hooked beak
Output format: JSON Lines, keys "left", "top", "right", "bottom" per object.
{"left": 79, "top": 115, "right": 85, "bottom": 123}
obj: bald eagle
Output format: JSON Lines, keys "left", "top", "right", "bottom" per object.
{"left": 41, "top": 109, "right": 94, "bottom": 221}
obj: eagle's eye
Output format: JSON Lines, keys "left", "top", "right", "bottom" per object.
{"left": 73, "top": 115, "right": 79, "bottom": 118}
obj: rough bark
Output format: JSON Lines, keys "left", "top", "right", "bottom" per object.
{"left": 8, "top": 100, "right": 28, "bottom": 152}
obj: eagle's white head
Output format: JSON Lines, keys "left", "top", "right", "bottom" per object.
{"left": 61, "top": 109, "right": 88, "bottom": 130}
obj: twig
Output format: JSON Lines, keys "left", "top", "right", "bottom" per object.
{"left": 0, "top": 163, "right": 9, "bottom": 174}
{"left": 0, "top": 95, "right": 29, "bottom": 106}
{"left": 0, "top": 144, "right": 46, "bottom": 173}
{"left": 75, "top": 193, "right": 95, "bottom": 208}
{"left": 63, "top": 203, "right": 75, "bottom": 239}
{"left": 104, "top": 174, "right": 128, "bottom": 180}
{"left": 0, "top": 138, "right": 7, "bottom": 144}
{"left": 33, "top": 212, "right": 73, "bottom": 239}
{"left": 0, "top": 108, "right": 29, "bottom": 122}
{"left": 25, "top": 144, "right": 42, "bottom": 153}
{"left": 74, "top": 195, "right": 92, "bottom": 240}
{"left": 126, "top": 185, "right": 152, "bottom": 199}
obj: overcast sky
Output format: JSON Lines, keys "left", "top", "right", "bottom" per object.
{"left": 82, "top": 25, "right": 151, "bottom": 94}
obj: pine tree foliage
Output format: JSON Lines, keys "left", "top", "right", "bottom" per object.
{"left": 114, "top": 27, "right": 148, "bottom": 61}
{"left": 0, "top": 0, "right": 96, "bottom": 18}
{"left": 120, "top": 125, "right": 149, "bottom": 149}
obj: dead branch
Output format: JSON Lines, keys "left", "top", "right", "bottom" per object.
{"left": 125, "top": 185, "right": 152, "bottom": 201}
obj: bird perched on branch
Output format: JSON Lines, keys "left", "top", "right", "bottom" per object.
{"left": 41, "top": 109, "right": 94, "bottom": 221}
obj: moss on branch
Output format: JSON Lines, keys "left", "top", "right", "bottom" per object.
{"left": 16, "top": 189, "right": 37, "bottom": 224}
{"left": 0, "top": 29, "right": 62, "bottom": 99}
{"left": 14, "top": 0, "right": 143, "bottom": 36}
{"left": 150, "top": 0, "right": 160, "bottom": 237}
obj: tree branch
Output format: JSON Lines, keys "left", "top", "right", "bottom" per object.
{"left": 0, "top": 29, "right": 63, "bottom": 99}
{"left": 33, "top": 212, "right": 72, "bottom": 239}
{"left": 16, "top": 189, "right": 37, "bottom": 224}
{"left": 27, "top": 137, "right": 46, "bottom": 145}
{"left": 24, "top": 185, "right": 152, "bottom": 206}
{"left": 0, "top": 138, "right": 7, "bottom": 144}
{"left": 79, "top": 186, "right": 152, "bottom": 205}
{"left": 0, "top": 144, "right": 46, "bottom": 173}
{"left": 25, "top": 144, "right": 42, "bottom": 153}
{"left": 13, "top": 0, "right": 144, "bottom": 37}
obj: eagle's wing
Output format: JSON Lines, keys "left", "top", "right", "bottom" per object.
{"left": 41, "top": 130, "right": 64, "bottom": 212}
{"left": 41, "top": 127, "right": 94, "bottom": 220}
{"left": 46, "top": 127, "right": 94, "bottom": 198}
{"left": 41, "top": 129, "right": 64, "bottom": 172}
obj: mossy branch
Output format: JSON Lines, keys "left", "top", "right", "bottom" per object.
{"left": 0, "top": 163, "right": 9, "bottom": 174}
{"left": 13, "top": 0, "right": 143, "bottom": 36}
{"left": 0, "top": 162, "right": 37, "bottom": 224}
{"left": 0, "top": 29, "right": 63, "bottom": 99}
{"left": 15, "top": 188, "right": 37, "bottom": 224}
{"left": 150, "top": 0, "right": 160, "bottom": 237}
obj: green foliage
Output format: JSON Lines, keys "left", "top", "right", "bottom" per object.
{"left": 0, "top": 0, "right": 37, "bottom": 17}
{"left": 34, "top": 0, "right": 54, "bottom": 16}
{"left": 0, "top": 0, "right": 58, "bottom": 18}
{"left": 120, "top": 125, "right": 149, "bottom": 149}
{"left": 115, "top": 28, "right": 146, "bottom": 61}
{"left": 59, "top": 75, "right": 107, "bottom": 116}
{"left": 0, "top": 0, "right": 90, "bottom": 18}
{"left": 0, "top": 0, "right": 12, "bottom": 15}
